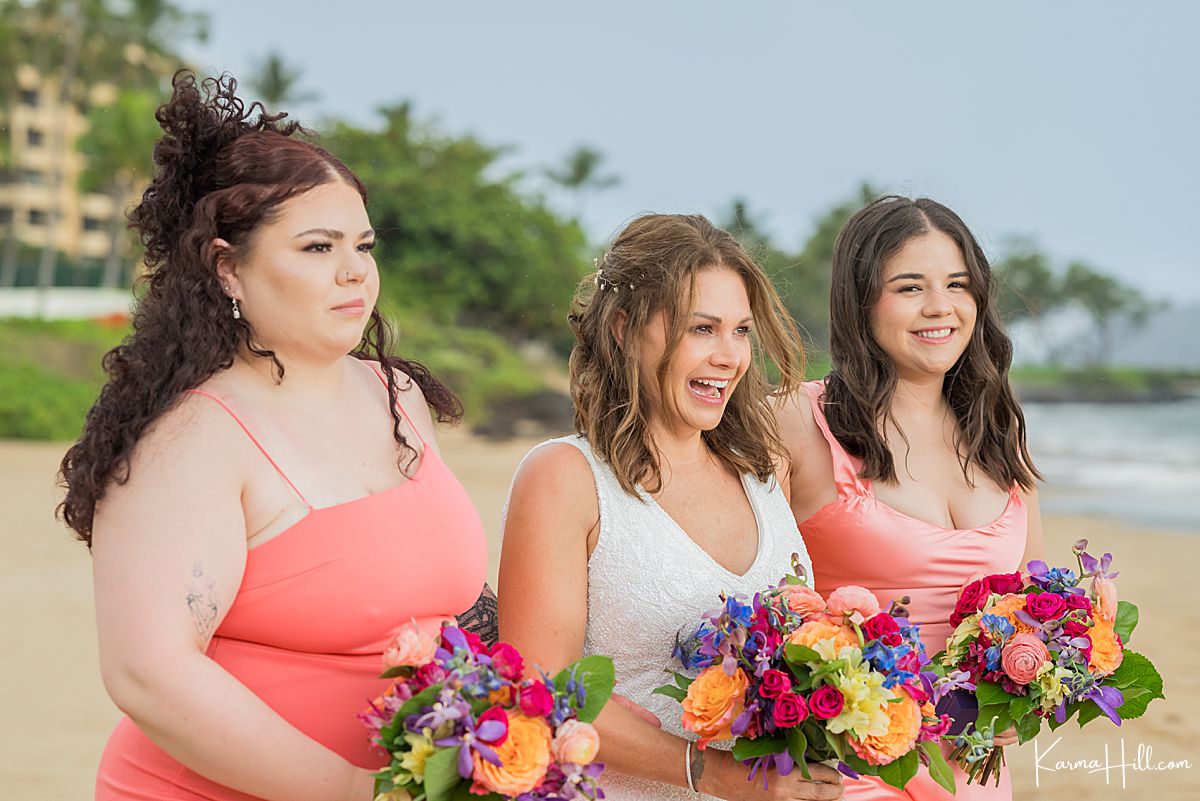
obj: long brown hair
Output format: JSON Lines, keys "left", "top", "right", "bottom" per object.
{"left": 823, "top": 196, "right": 1039, "bottom": 491}
{"left": 568, "top": 213, "right": 805, "bottom": 497}
{"left": 59, "top": 73, "right": 461, "bottom": 547}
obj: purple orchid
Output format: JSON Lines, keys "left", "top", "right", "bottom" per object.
{"left": 1056, "top": 684, "right": 1125, "bottom": 726}
{"left": 933, "top": 669, "right": 977, "bottom": 702}
{"left": 413, "top": 687, "right": 469, "bottom": 731}
{"left": 1079, "top": 550, "right": 1119, "bottom": 581}
{"left": 434, "top": 711, "right": 505, "bottom": 778}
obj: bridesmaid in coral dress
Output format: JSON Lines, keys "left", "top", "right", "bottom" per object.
{"left": 58, "top": 74, "right": 487, "bottom": 801}
{"left": 776, "top": 197, "right": 1045, "bottom": 801}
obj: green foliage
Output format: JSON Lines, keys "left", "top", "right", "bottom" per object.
{"left": 877, "top": 749, "right": 919, "bottom": 790}
{"left": 1107, "top": 650, "right": 1165, "bottom": 721}
{"left": 247, "top": 50, "right": 318, "bottom": 110}
{"left": 1114, "top": 601, "right": 1139, "bottom": 643}
{"left": 322, "top": 106, "right": 588, "bottom": 340}
{"left": 731, "top": 734, "right": 787, "bottom": 761}
{"left": 920, "top": 739, "right": 956, "bottom": 793}
{"left": 552, "top": 654, "right": 614, "bottom": 723}
{"left": 652, "top": 670, "right": 695, "bottom": 701}
{"left": 422, "top": 746, "right": 464, "bottom": 801}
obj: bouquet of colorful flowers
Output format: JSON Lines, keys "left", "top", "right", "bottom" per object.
{"left": 933, "top": 540, "right": 1164, "bottom": 785}
{"left": 655, "top": 557, "right": 956, "bottom": 793}
{"left": 360, "top": 622, "right": 615, "bottom": 801}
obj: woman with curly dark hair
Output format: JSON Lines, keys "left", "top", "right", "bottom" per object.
{"left": 776, "top": 196, "right": 1044, "bottom": 801}
{"left": 61, "top": 73, "right": 488, "bottom": 800}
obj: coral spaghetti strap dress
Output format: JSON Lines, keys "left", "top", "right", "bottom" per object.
{"left": 798, "top": 381, "right": 1026, "bottom": 801}
{"left": 95, "top": 367, "right": 488, "bottom": 800}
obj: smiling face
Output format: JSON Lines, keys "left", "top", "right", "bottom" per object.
{"left": 219, "top": 180, "right": 378, "bottom": 362}
{"left": 869, "top": 230, "right": 978, "bottom": 381}
{"left": 636, "top": 266, "right": 753, "bottom": 438}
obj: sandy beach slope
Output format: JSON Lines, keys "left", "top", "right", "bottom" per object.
{"left": 2, "top": 430, "right": 1196, "bottom": 799}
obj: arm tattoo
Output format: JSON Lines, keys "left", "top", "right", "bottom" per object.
{"left": 458, "top": 583, "right": 499, "bottom": 648}
{"left": 185, "top": 562, "right": 219, "bottom": 641}
{"left": 690, "top": 742, "right": 705, "bottom": 790}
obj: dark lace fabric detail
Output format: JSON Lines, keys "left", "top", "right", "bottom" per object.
{"left": 458, "top": 582, "right": 498, "bottom": 648}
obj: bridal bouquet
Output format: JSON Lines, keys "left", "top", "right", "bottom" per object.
{"left": 933, "top": 540, "right": 1164, "bottom": 785}
{"left": 360, "top": 622, "right": 615, "bottom": 801}
{"left": 656, "top": 557, "right": 956, "bottom": 793}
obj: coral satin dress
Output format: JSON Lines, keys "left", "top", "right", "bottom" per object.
{"left": 95, "top": 368, "right": 488, "bottom": 800}
{"left": 798, "top": 381, "right": 1027, "bottom": 801}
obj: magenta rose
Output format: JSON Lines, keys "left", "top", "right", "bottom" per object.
{"left": 518, "top": 680, "right": 555, "bottom": 717}
{"left": 950, "top": 579, "right": 990, "bottom": 627}
{"left": 862, "top": 613, "right": 903, "bottom": 647}
{"left": 987, "top": 571, "right": 1025, "bottom": 595}
{"left": 488, "top": 642, "right": 525, "bottom": 681}
{"left": 759, "top": 669, "right": 793, "bottom": 700}
{"left": 1061, "top": 620, "right": 1089, "bottom": 639}
{"left": 475, "top": 706, "right": 510, "bottom": 746}
{"left": 411, "top": 662, "right": 447, "bottom": 691}
{"left": 1001, "top": 633, "right": 1050, "bottom": 684}
{"left": 808, "top": 685, "right": 845, "bottom": 720}
{"left": 772, "top": 693, "right": 809, "bottom": 728}
{"left": 1063, "top": 593, "right": 1093, "bottom": 614}
{"left": 1026, "top": 592, "right": 1068, "bottom": 622}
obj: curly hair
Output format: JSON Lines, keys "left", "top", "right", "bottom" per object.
{"left": 59, "top": 72, "right": 461, "bottom": 547}
{"left": 568, "top": 213, "right": 806, "bottom": 497}
{"left": 823, "top": 196, "right": 1040, "bottom": 491}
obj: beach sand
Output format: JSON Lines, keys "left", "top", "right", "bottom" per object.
{"left": 2, "top": 430, "right": 1196, "bottom": 800}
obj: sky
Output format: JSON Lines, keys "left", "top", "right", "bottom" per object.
{"left": 177, "top": 1, "right": 1200, "bottom": 302}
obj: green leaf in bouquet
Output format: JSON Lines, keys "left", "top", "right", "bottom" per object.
{"left": 1008, "top": 694, "right": 1037, "bottom": 722}
{"left": 821, "top": 726, "right": 848, "bottom": 762}
{"left": 1114, "top": 687, "right": 1158, "bottom": 722}
{"left": 1108, "top": 650, "right": 1163, "bottom": 695}
{"left": 976, "top": 703, "right": 1013, "bottom": 737}
{"left": 450, "top": 782, "right": 500, "bottom": 801}
{"left": 920, "top": 740, "right": 956, "bottom": 794}
{"left": 423, "top": 746, "right": 465, "bottom": 801}
{"left": 671, "top": 671, "right": 695, "bottom": 690}
{"left": 555, "top": 655, "right": 616, "bottom": 723}
{"left": 975, "top": 680, "right": 1016, "bottom": 709}
{"left": 877, "top": 750, "right": 919, "bottom": 790}
{"left": 785, "top": 728, "right": 811, "bottom": 779}
{"left": 651, "top": 684, "right": 688, "bottom": 702}
{"left": 731, "top": 734, "right": 788, "bottom": 762}
{"left": 1114, "top": 601, "right": 1139, "bottom": 643}
{"left": 380, "top": 665, "right": 416, "bottom": 680}
{"left": 784, "top": 642, "right": 823, "bottom": 665}
{"left": 393, "top": 685, "right": 442, "bottom": 730}
{"left": 1047, "top": 701, "right": 1081, "bottom": 730}
{"left": 841, "top": 751, "right": 873, "bottom": 775}
{"left": 1015, "top": 709, "right": 1043, "bottom": 743}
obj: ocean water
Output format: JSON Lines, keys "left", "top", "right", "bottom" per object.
{"left": 1023, "top": 399, "right": 1200, "bottom": 531}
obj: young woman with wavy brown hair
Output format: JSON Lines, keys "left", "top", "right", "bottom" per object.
{"left": 776, "top": 196, "right": 1044, "bottom": 801}
{"left": 60, "top": 73, "right": 489, "bottom": 801}
{"left": 498, "top": 214, "right": 843, "bottom": 801}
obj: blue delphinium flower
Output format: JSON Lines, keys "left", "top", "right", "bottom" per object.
{"left": 1027, "top": 561, "right": 1081, "bottom": 594}
{"left": 979, "top": 614, "right": 1015, "bottom": 671}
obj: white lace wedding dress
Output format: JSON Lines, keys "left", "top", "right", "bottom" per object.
{"left": 508, "top": 435, "right": 813, "bottom": 801}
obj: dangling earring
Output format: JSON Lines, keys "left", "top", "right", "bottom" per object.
{"left": 231, "top": 298, "right": 241, "bottom": 320}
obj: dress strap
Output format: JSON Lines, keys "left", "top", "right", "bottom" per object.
{"left": 186, "top": 389, "right": 312, "bottom": 509}
{"left": 366, "top": 361, "right": 428, "bottom": 450}
{"left": 802, "top": 379, "right": 869, "bottom": 498}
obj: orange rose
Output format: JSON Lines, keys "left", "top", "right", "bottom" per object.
{"left": 848, "top": 686, "right": 923, "bottom": 766}
{"left": 788, "top": 619, "right": 859, "bottom": 652}
{"left": 471, "top": 711, "right": 552, "bottom": 796}
{"left": 988, "top": 594, "right": 1038, "bottom": 635}
{"left": 682, "top": 665, "right": 748, "bottom": 749}
{"left": 776, "top": 584, "right": 827, "bottom": 620}
{"left": 1088, "top": 617, "right": 1124, "bottom": 676}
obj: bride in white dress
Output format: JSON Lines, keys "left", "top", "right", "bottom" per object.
{"left": 498, "top": 214, "right": 844, "bottom": 801}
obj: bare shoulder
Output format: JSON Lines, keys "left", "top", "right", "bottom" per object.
{"left": 360, "top": 358, "right": 440, "bottom": 448}
{"left": 511, "top": 441, "right": 596, "bottom": 504}
{"left": 772, "top": 384, "right": 822, "bottom": 444}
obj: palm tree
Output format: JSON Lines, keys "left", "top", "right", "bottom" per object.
{"left": 543, "top": 145, "right": 619, "bottom": 218}
{"left": 247, "top": 51, "right": 319, "bottom": 113}
{"left": 78, "top": 88, "right": 160, "bottom": 287}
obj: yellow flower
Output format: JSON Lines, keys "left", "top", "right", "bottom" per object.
{"left": 1034, "top": 662, "right": 1070, "bottom": 714}
{"left": 824, "top": 647, "right": 892, "bottom": 740}
{"left": 375, "top": 789, "right": 413, "bottom": 801}
{"left": 943, "top": 616, "right": 983, "bottom": 667}
{"left": 396, "top": 727, "right": 436, "bottom": 784}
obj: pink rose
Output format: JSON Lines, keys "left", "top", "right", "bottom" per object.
{"left": 951, "top": 579, "right": 990, "bottom": 627}
{"left": 777, "top": 584, "right": 827, "bottom": 620}
{"left": 383, "top": 622, "right": 439, "bottom": 669}
{"left": 489, "top": 642, "right": 525, "bottom": 681}
{"left": 519, "top": 680, "right": 555, "bottom": 718}
{"left": 411, "top": 662, "right": 447, "bottom": 691}
{"left": 759, "top": 669, "right": 792, "bottom": 700}
{"left": 827, "top": 585, "right": 881, "bottom": 623}
{"left": 1026, "top": 592, "right": 1068, "bottom": 622}
{"left": 808, "top": 685, "right": 844, "bottom": 720}
{"left": 862, "top": 614, "right": 903, "bottom": 647}
{"left": 476, "top": 706, "right": 510, "bottom": 746}
{"left": 1063, "top": 594, "right": 1093, "bottom": 613}
{"left": 1092, "top": 576, "right": 1118, "bottom": 621}
{"left": 551, "top": 719, "right": 600, "bottom": 765}
{"left": 772, "top": 693, "right": 809, "bottom": 728}
{"left": 1000, "top": 633, "right": 1050, "bottom": 685}
{"left": 987, "top": 571, "right": 1025, "bottom": 595}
